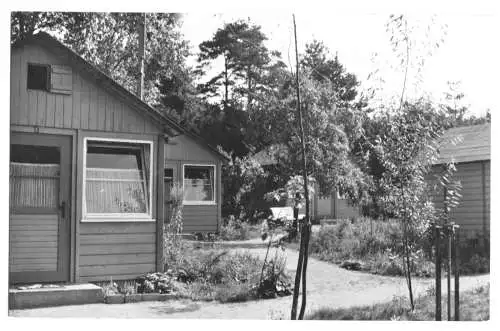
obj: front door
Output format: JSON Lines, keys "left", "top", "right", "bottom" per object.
{"left": 9, "top": 132, "right": 71, "bottom": 284}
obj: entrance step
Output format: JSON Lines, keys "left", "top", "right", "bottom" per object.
{"left": 9, "top": 283, "right": 104, "bottom": 310}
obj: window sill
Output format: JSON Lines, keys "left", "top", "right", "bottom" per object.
{"left": 183, "top": 201, "right": 217, "bottom": 206}
{"left": 81, "top": 218, "right": 156, "bottom": 223}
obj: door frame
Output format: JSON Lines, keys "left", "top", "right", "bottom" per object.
{"left": 9, "top": 131, "right": 73, "bottom": 284}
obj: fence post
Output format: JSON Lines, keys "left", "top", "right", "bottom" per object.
{"left": 454, "top": 227, "right": 460, "bottom": 321}
{"left": 447, "top": 224, "right": 452, "bottom": 321}
{"left": 435, "top": 225, "right": 442, "bottom": 321}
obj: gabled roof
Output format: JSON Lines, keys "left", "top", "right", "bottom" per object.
{"left": 435, "top": 123, "right": 490, "bottom": 164}
{"left": 11, "top": 32, "right": 228, "bottom": 161}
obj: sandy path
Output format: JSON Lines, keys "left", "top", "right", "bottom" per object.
{"left": 10, "top": 242, "right": 489, "bottom": 319}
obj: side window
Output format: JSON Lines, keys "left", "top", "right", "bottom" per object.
{"left": 183, "top": 164, "right": 215, "bottom": 205}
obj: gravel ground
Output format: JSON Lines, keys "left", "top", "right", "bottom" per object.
{"left": 9, "top": 241, "right": 489, "bottom": 319}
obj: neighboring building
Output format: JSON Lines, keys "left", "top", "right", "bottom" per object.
{"left": 251, "top": 145, "right": 360, "bottom": 221}
{"left": 429, "top": 123, "right": 491, "bottom": 244}
{"left": 9, "top": 32, "right": 226, "bottom": 284}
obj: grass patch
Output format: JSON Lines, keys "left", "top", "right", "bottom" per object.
{"left": 307, "top": 283, "right": 489, "bottom": 321}
{"left": 308, "top": 218, "right": 488, "bottom": 277}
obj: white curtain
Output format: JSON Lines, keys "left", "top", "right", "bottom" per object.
{"left": 10, "top": 162, "right": 60, "bottom": 210}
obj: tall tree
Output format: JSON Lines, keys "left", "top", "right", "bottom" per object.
{"left": 196, "top": 19, "right": 278, "bottom": 110}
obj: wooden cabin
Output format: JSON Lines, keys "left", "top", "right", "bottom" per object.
{"left": 9, "top": 32, "right": 226, "bottom": 284}
{"left": 429, "top": 123, "right": 490, "bottom": 244}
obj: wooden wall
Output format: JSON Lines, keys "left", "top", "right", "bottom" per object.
{"left": 429, "top": 161, "right": 490, "bottom": 238}
{"left": 78, "top": 223, "right": 156, "bottom": 282}
{"left": 10, "top": 44, "right": 162, "bottom": 135}
{"left": 165, "top": 135, "right": 221, "bottom": 233}
{"left": 9, "top": 215, "right": 58, "bottom": 273}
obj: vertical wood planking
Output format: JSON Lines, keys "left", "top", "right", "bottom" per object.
{"left": 80, "top": 76, "right": 89, "bottom": 130}
{"left": 36, "top": 91, "right": 47, "bottom": 126}
{"left": 10, "top": 51, "right": 20, "bottom": 124}
{"left": 63, "top": 94, "right": 73, "bottom": 128}
{"left": 46, "top": 93, "right": 56, "bottom": 127}
{"left": 88, "top": 83, "right": 97, "bottom": 130}
{"left": 97, "top": 90, "right": 106, "bottom": 131}
{"left": 104, "top": 92, "right": 113, "bottom": 131}
{"left": 72, "top": 73, "right": 81, "bottom": 129}
{"left": 18, "top": 48, "right": 28, "bottom": 125}
{"left": 27, "top": 91, "right": 37, "bottom": 125}
{"left": 113, "top": 99, "right": 122, "bottom": 131}
{"left": 54, "top": 95, "right": 64, "bottom": 127}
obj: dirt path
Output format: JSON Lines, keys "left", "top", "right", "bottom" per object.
{"left": 10, "top": 242, "right": 489, "bottom": 319}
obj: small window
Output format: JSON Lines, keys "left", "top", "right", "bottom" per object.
{"left": 83, "top": 138, "right": 152, "bottom": 219}
{"left": 27, "top": 64, "right": 49, "bottom": 91}
{"left": 183, "top": 165, "right": 215, "bottom": 204}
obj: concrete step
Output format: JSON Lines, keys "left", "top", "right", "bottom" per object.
{"left": 9, "top": 283, "right": 104, "bottom": 310}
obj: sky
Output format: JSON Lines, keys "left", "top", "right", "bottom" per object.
{"left": 181, "top": 10, "right": 498, "bottom": 116}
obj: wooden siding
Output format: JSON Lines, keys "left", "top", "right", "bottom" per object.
{"left": 164, "top": 139, "right": 221, "bottom": 233}
{"left": 429, "top": 161, "right": 490, "bottom": 236}
{"left": 10, "top": 44, "right": 161, "bottom": 134}
{"left": 9, "top": 214, "right": 58, "bottom": 272}
{"left": 316, "top": 197, "right": 332, "bottom": 217}
{"left": 165, "top": 135, "right": 218, "bottom": 161}
{"left": 335, "top": 199, "right": 360, "bottom": 219}
{"left": 183, "top": 205, "right": 219, "bottom": 232}
{"left": 78, "top": 223, "right": 156, "bottom": 281}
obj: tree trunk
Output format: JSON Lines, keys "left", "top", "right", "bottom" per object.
{"left": 224, "top": 55, "right": 229, "bottom": 107}
{"left": 298, "top": 222, "right": 311, "bottom": 320}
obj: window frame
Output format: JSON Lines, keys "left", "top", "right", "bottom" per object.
{"left": 182, "top": 163, "right": 216, "bottom": 206}
{"left": 81, "top": 137, "right": 154, "bottom": 222}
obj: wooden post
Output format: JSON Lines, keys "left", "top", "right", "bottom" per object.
{"left": 447, "top": 226, "right": 452, "bottom": 321}
{"left": 137, "top": 13, "right": 146, "bottom": 100}
{"left": 435, "top": 225, "right": 442, "bottom": 321}
{"left": 454, "top": 228, "right": 460, "bottom": 321}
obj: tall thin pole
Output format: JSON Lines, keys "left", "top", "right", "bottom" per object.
{"left": 137, "top": 13, "right": 146, "bottom": 100}
{"left": 290, "top": 13, "right": 310, "bottom": 320}
{"left": 435, "top": 225, "right": 442, "bottom": 321}
{"left": 454, "top": 229, "right": 460, "bottom": 321}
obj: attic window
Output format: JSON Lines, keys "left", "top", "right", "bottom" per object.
{"left": 27, "top": 64, "right": 49, "bottom": 91}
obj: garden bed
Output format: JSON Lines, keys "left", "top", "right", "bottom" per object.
{"left": 95, "top": 241, "right": 292, "bottom": 304}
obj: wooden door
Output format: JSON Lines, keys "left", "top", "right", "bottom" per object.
{"left": 9, "top": 132, "right": 72, "bottom": 284}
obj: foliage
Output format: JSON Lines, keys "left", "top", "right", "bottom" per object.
{"left": 164, "top": 244, "right": 291, "bottom": 302}
{"left": 163, "top": 182, "right": 184, "bottom": 267}
{"left": 221, "top": 155, "right": 270, "bottom": 220}
{"left": 309, "top": 219, "right": 434, "bottom": 277}
{"left": 218, "top": 216, "right": 261, "bottom": 241}
{"left": 196, "top": 19, "right": 281, "bottom": 109}
{"left": 307, "top": 284, "right": 489, "bottom": 321}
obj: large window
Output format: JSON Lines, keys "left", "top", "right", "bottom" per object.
{"left": 183, "top": 164, "right": 215, "bottom": 205}
{"left": 83, "top": 138, "right": 153, "bottom": 220}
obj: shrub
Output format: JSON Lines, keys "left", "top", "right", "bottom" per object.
{"left": 308, "top": 217, "right": 438, "bottom": 277}
{"left": 460, "top": 254, "right": 489, "bottom": 275}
